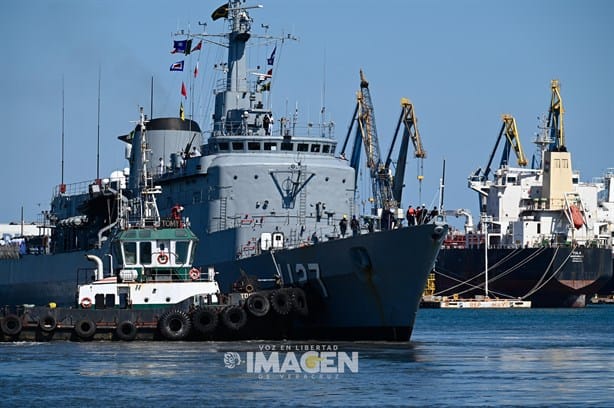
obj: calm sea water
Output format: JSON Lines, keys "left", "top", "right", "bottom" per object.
{"left": 1, "top": 306, "right": 613, "bottom": 407}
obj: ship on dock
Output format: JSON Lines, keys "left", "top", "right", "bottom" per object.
{"left": 0, "top": 1, "right": 447, "bottom": 341}
{"left": 434, "top": 80, "right": 613, "bottom": 307}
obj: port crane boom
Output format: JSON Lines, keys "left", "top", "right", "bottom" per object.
{"left": 547, "top": 79, "right": 565, "bottom": 151}
{"left": 342, "top": 70, "right": 395, "bottom": 212}
{"left": 473, "top": 113, "right": 527, "bottom": 183}
{"left": 386, "top": 97, "right": 426, "bottom": 205}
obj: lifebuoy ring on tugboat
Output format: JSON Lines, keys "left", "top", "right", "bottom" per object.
{"left": 80, "top": 297, "right": 92, "bottom": 309}
{"left": 189, "top": 268, "right": 201, "bottom": 281}
{"left": 157, "top": 253, "right": 169, "bottom": 264}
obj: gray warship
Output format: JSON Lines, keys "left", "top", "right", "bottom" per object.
{"left": 0, "top": 1, "right": 447, "bottom": 341}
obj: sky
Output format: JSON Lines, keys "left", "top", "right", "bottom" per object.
{"left": 1, "top": 0, "right": 613, "bottom": 226}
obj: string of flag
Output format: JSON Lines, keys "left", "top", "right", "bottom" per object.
{"left": 167, "top": 4, "right": 278, "bottom": 119}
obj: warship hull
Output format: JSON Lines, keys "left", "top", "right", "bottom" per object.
{"left": 435, "top": 246, "right": 612, "bottom": 307}
{"left": 0, "top": 224, "right": 445, "bottom": 341}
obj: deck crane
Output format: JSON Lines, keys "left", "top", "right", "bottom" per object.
{"left": 386, "top": 97, "right": 426, "bottom": 205}
{"left": 472, "top": 114, "right": 528, "bottom": 182}
{"left": 547, "top": 79, "right": 565, "bottom": 152}
{"left": 341, "top": 70, "right": 396, "bottom": 213}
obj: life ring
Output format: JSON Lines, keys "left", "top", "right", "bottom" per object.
{"left": 116, "top": 320, "right": 138, "bottom": 341}
{"left": 158, "top": 309, "right": 192, "bottom": 340}
{"left": 80, "top": 297, "right": 92, "bottom": 309}
{"left": 157, "top": 253, "right": 169, "bottom": 264}
{"left": 289, "top": 288, "right": 309, "bottom": 317}
{"left": 192, "top": 308, "right": 219, "bottom": 334}
{"left": 221, "top": 306, "right": 247, "bottom": 331}
{"left": 269, "top": 290, "right": 293, "bottom": 315}
{"left": 1, "top": 314, "right": 22, "bottom": 336}
{"left": 39, "top": 314, "right": 57, "bottom": 332}
{"left": 246, "top": 293, "right": 271, "bottom": 317}
{"left": 189, "top": 268, "right": 201, "bottom": 281}
{"left": 74, "top": 318, "right": 96, "bottom": 339}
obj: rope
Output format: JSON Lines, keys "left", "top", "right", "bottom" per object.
{"left": 521, "top": 245, "right": 575, "bottom": 300}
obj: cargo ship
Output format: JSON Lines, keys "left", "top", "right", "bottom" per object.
{"left": 0, "top": 1, "right": 447, "bottom": 341}
{"left": 433, "top": 81, "right": 613, "bottom": 307}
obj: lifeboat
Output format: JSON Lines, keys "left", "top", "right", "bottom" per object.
{"left": 569, "top": 205, "right": 584, "bottom": 229}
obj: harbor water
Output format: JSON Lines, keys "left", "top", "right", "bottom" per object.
{"left": 1, "top": 306, "right": 613, "bottom": 407}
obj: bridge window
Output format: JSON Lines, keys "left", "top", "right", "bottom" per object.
{"left": 248, "top": 142, "right": 260, "bottom": 151}
{"left": 281, "top": 142, "right": 293, "bottom": 151}
{"left": 232, "top": 142, "right": 244, "bottom": 151}
{"left": 175, "top": 241, "right": 190, "bottom": 264}
{"left": 311, "top": 144, "right": 321, "bottom": 152}
{"left": 297, "top": 143, "right": 309, "bottom": 152}
{"left": 140, "top": 241, "right": 152, "bottom": 265}
{"left": 264, "top": 142, "right": 277, "bottom": 151}
{"left": 123, "top": 242, "right": 137, "bottom": 265}
{"left": 322, "top": 144, "right": 330, "bottom": 154}
{"left": 218, "top": 142, "right": 229, "bottom": 151}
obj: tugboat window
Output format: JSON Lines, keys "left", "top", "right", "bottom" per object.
{"left": 232, "top": 142, "right": 244, "bottom": 151}
{"left": 124, "top": 242, "right": 137, "bottom": 265}
{"left": 281, "top": 142, "right": 293, "bottom": 151}
{"left": 175, "top": 241, "right": 189, "bottom": 264}
{"left": 218, "top": 142, "right": 229, "bottom": 151}
{"left": 140, "top": 242, "right": 152, "bottom": 265}
{"left": 297, "top": 143, "right": 308, "bottom": 152}
{"left": 322, "top": 144, "right": 330, "bottom": 153}
{"left": 248, "top": 142, "right": 260, "bottom": 150}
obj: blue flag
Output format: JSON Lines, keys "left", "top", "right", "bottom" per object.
{"left": 170, "top": 60, "right": 184, "bottom": 71}
{"left": 171, "top": 40, "right": 188, "bottom": 54}
{"left": 267, "top": 46, "right": 276, "bottom": 65}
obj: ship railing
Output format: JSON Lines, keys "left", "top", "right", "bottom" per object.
{"left": 213, "top": 120, "right": 336, "bottom": 140}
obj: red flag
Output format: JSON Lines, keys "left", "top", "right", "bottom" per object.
{"left": 191, "top": 40, "right": 202, "bottom": 52}
{"left": 181, "top": 82, "right": 187, "bottom": 98}
{"left": 194, "top": 62, "right": 199, "bottom": 78}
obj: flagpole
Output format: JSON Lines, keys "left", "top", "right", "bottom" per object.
{"left": 150, "top": 76, "right": 154, "bottom": 119}
{"left": 61, "top": 75, "right": 65, "bottom": 189}
{"left": 96, "top": 65, "right": 101, "bottom": 180}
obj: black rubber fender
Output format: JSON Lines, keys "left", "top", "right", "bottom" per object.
{"left": 221, "top": 306, "right": 247, "bottom": 331}
{"left": 1, "top": 314, "right": 22, "bottom": 336}
{"left": 74, "top": 318, "right": 97, "bottom": 339}
{"left": 246, "top": 292, "right": 271, "bottom": 317}
{"left": 192, "top": 308, "right": 219, "bottom": 334}
{"left": 39, "top": 314, "right": 57, "bottom": 332}
{"left": 289, "top": 288, "right": 309, "bottom": 317}
{"left": 269, "top": 290, "right": 293, "bottom": 315}
{"left": 159, "top": 309, "right": 192, "bottom": 340}
{"left": 116, "top": 320, "right": 138, "bottom": 341}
